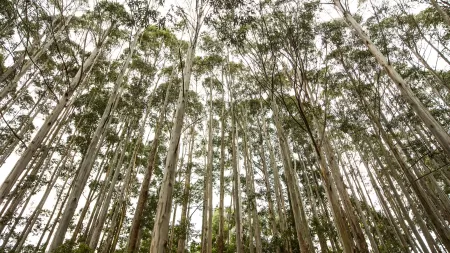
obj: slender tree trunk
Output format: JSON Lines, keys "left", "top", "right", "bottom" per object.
{"left": 321, "top": 135, "right": 368, "bottom": 252}
{"left": 177, "top": 126, "right": 195, "bottom": 253}
{"left": 207, "top": 90, "right": 214, "bottom": 253}
{"left": 100, "top": 203, "right": 122, "bottom": 253}
{"left": 300, "top": 158, "right": 328, "bottom": 253}
{"left": 360, "top": 153, "right": 411, "bottom": 251}
{"left": 343, "top": 150, "right": 385, "bottom": 250}
{"left": 170, "top": 148, "right": 186, "bottom": 252}
{"left": 127, "top": 68, "right": 174, "bottom": 253}
{"left": 83, "top": 127, "right": 125, "bottom": 243}
{"left": 0, "top": 128, "right": 59, "bottom": 235}
{"left": 33, "top": 159, "right": 72, "bottom": 253}
{"left": 340, "top": 157, "right": 380, "bottom": 253}
{"left": 299, "top": 121, "right": 355, "bottom": 252}
{"left": 70, "top": 148, "right": 110, "bottom": 243}
{"left": 363, "top": 97, "right": 450, "bottom": 249}
{"left": 340, "top": 50, "right": 450, "bottom": 250}
{"left": 368, "top": 138, "right": 440, "bottom": 253}
{"left": 201, "top": 81, "right": 214, "bottom": 253}
{"left": 0, "top": 160, "right": 44, "bottom": 251}
{"left": 217, "top": 94, "right": 226, "bottom": 253}
{"left": 111, "top": 203, "right": 127, "bottom": 251}
{"left": 231, "top": 100, "right": 244, "bottom": 253}
{"left": 101, "top": 139, "right": 140, "bottom": 253}
{"left": 168, "top": 202, "right": 179, "bottom": 252}
{"left": 40, "top": 177, "right": 75, "bottom": 252}
{"left": 12, "top": 140, "right": 76, "bottom": 252}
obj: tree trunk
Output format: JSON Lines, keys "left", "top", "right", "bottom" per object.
{"left": 261, "top": 112, "right": 291, "bottom": 253}
{"left": 83, "top": 127, "right": 125, "bottom": 243}
{"left": 321, "top": 135, "right": 368, "bottom": 252}
{"left": 33, "top": 163, "right": 72, "bottom": 253}
{"left": 231, "top": 100, "right": 244, "bottom": 253}
{"left": 340, "top": 156, "right": 380, "bottom": 253}
{"left": 12, "top": 140, "right": 76, "bottom": 252}
{"left": 360, "top": 153, "right": 411, "bottom": 251}
{"left": 300, "top": 157, "right": 328, "bottom": 253}
{"left": 340, "top": 50, "right": 450, "bottom": 250}
{"left": 217, "top": 94, "right": 226, "bottom": 253}
{"left": 127, "top": 67, "right": 172, "bottom": 253}
{"left": 176, "top": 126, "right": 195, "bottom": 253}
{"left": 201, "top": 81, "right": 214, "bottom": 253}
{"left": 70, "top": 148, "right": 110, "bottom": 243}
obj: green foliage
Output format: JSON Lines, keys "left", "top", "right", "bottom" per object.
{"left": 51, "top": 242, "right": 93, "bottom": 253}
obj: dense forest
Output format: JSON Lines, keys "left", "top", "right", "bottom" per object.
{"left": 0, "top": 0, "right": 449, "bottom": 252}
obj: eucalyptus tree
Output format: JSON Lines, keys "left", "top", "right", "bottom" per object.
{"left": 176, "top": 125, "right": 196, "bottom": 253}
{"left": 149, "top": 0, "right": 206, "bottom": 251}
{"left": 217, "top": 92, "right": 227, "bottom": 253}
{"left": 192, "top": 46, "right": 224, "bottom": 253}
{"left": 429, "top": 0, "right": 450, "bottom": 27}
{"left": 224, "top": 60, "right": 247, "bottom": 253}
{"left": 127, "top": 25, "right": 179, "bottom": 253}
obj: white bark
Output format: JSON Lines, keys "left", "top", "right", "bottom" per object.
{"left": 231, "top": 104, "right": 244, "bottom": 253}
